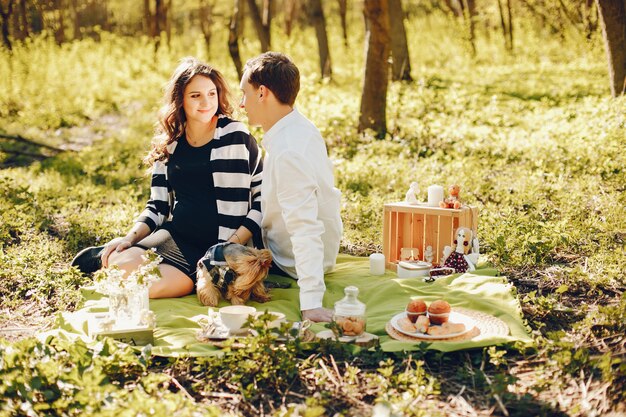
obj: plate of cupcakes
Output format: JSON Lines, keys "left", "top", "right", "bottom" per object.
{"left": 390, "top": 299, "right": 477, "bottom": 339}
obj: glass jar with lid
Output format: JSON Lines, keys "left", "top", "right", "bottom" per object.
{"left": 333, "top": 286, "right": 366, "bottom": 337}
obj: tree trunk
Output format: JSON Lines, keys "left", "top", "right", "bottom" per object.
{"left": 199, "top": 0, "right": 215, "bottom": 59}
{"left": 584, "top": 0, "right": 598, "bottom": 39}
{"left": 441, "top": 0, "right": 463, "bottom": 17}
{"left": 262, "top": 0, "right": 273, "bottom": 50}
{"left": 101, "top": 0, "right": 110, "bottom": 32}
{"left": 596, "top": 0, "right": 626, "bottom": 96}
{"left": 247, "top": 0, "right": 270, "bottom": 51}
{"left": 0, "top": 0, "right": 14, "bottom": 50}
{"left": 144, "top": 0, "right": 153, "bottom": 36}
{"left": 359, "top": 0, "right": 390, "bottom": 138}
{"left": 388, "top": 0, "right": 412, "bottom": 81}
{"left": 337, "top": 0, "right": 348, "bottom": 47}
{"left": 307, "top": 0, "right": 332, "bottom": 79}
{"left": 18, "top": 0, "right": 28, "bottom": 38}
{"left": 10, "top": 1, "right": 18, "bottom": 39}
{"left": 237, "top": 0, "right": 245, "bottom": 36}
{"left": 506, "top": 0, "right": 513, "bottom": 51}
{"left": 155, "top": 0, "right": 165, "bottom": 49}
{"left": 229, "top": 0, "right": 244, "bottom": 79}
{"left": 463, "top": 0, "right": 477, "bottom": 56}
{"left": 284, "top": 0, "right": 298, "bottom": 38}
{"left": 70, "top": 0, "right": 80, "bottom": 39}
{"left": 496, "top": 0, "right": 510, "bottom": 51}
{"left": 30, "top": 1, "right": 43, "bottom": 33}
{"left": 54, "top": 0, "right": 65, "bottom": 44}
{"left": 165, "top": 0, "right": 172, "bottom": 47}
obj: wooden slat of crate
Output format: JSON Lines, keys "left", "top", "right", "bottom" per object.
{"left": 383, "top": 203, "right": 478, "bottom": 271}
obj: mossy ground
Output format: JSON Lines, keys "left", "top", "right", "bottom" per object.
{"left": 1, "top": 12, "right": 624, "bottom": 416}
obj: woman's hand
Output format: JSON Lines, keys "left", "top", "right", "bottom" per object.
{"left": 101, "top": 237, "right": 133, "bottom": 267}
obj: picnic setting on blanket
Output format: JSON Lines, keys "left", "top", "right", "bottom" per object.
{"left": 46, "top": 186, "right": 532, "bottom": 356}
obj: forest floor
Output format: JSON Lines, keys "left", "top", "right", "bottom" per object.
{"left": 1, "top": 28, "right": 625, "bottom": 416}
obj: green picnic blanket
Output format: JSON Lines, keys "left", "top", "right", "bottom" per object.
{"left": 43, "top": 254, "right": 532, "bottom": 356}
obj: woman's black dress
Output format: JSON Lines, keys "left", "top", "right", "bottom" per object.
{"left": 135, "top": 136, "right": 219, "bottom": 282}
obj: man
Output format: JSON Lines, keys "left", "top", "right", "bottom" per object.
{"left": 239, "top": 52, "right": 342, "bottom": 323}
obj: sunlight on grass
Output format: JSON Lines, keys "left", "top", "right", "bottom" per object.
{"left": 0, "top": 10, "right": 625, "bottom": 415}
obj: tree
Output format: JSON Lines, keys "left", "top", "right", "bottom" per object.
{"left": 53, "top": 0, "right": 65, "bottom": 44}
{"left": 496, "top": 0, "right": 513, "bottom": 52}
{"left": 164, "top": 0, "right": 172, "bottom": 47}
{"left": 306, "top": 0, "right": 331, "bottom": 79}
{"left": 0, "top": 0, "right": 14, "bottom": 50}
{"left": 358, "top": 0, "right": 390, "bottom": 138}
{"left": 70, "top": 0, "right": 81, "bottom": 39}
{"left": 18, "top": 0, "right": 28, "bottom": 38}
{"left": 144, "top": 0, "right": 169, "bottom": 49}
{"left": 154, "top": 0, "right": 168, "bottom": 48}
{"left": 283, "top": 0, "right": 298, "bottom": 38}
{"left": 247, "top": 0, "right": 270, "bottom": 51}
{"left": 337, "top": 0, "right": 348, "bottom": 47}
{"left": 144, "top": 0, "right": 153, "bottom": 36}
{"left": 506, "top": 0, "right": 513, "bottom": 51}
{"left": 199, "top": 0, "right": 215, "bottom": 59}
{"left": 388, "top": 0, "right": 411, "bottom": 81}
{"left": 596, "top": 0, "right": 626, "bottom": 96}
{"left": 463, "top": 0, "right": 477, "bottom": 56}
{"left": 228, "top": 0, "right": 244, "bottom": 79}
{"left": 10, "top": 0, "right": 27, "bottom": 41}
{"left": 583, "top": 0, "right": 598, "bottom": 40}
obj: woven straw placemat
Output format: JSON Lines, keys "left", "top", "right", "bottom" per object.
{"left": 385, "top": 307, "right": 509, "bottom": 342}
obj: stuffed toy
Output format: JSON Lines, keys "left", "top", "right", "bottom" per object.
{"left": 439, "top": 184, "right": 462, "bottom": 209}
{"left": 423, "top": 245, "right": 434, "bottom": 264}
{"left": 441, "top": 227, "right": 479, "bottom": 273}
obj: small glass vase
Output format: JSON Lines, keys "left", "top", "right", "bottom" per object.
{"left": 107, "top": 285, "right": 151, "bottom": 329}
{"left": 108, "top": 289, "right": 132, "bottom": 329}
{"left": 130, "top": 285, "right": 150, "bottom": 327}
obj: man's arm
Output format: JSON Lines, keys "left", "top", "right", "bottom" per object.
{"left": 274, "top": 151, "right": 329, "bottom": 320}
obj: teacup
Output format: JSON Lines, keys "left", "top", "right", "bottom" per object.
{"left": 219, "top": 305, "right": 257, "bottom": 334}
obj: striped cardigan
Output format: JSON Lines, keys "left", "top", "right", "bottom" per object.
{"left": 136, "top": 116, "right": 263, "bottom": 246}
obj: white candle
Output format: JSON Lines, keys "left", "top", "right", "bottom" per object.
{"left": 427, "top": 185, "right": 444, "bottom": 207}
{"left": 369, "top": 253, "right": 386, "bottom": 275}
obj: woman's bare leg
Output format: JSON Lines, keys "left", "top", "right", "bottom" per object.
{"left": 107, "top": 248, "right": 194, "bottom": 298}
{"left": 107, "top": 247, "right": 146, "bottom": 276}
{"left": 148, "top": 264, "right": 194, "bottom": 298}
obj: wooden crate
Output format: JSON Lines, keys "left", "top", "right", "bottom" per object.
{"left": 383, "top": 203, "right": 478, "bottom": 270}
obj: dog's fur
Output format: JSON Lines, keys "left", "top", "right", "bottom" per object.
{"left": 196, "top": 243, "right": 272, "bottom": 307}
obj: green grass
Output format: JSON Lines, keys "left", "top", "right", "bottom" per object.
{"left": 1, "top": 11, "right": 625, "bottom": 416}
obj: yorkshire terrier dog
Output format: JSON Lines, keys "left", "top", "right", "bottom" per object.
{"left": 196, "top": 242, "right": 273, "bottom": 307}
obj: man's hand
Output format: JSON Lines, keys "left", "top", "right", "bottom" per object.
{"left": 302, "top": 307, "right": 333, "bottom": 323}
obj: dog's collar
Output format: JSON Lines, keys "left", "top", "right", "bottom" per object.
{"left": 200, "top": 242, "right": 236, "bottom": 290}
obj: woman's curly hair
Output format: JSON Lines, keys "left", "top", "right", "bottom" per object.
{"left": 146, "top": 57, "right": 234, "bottom": 164}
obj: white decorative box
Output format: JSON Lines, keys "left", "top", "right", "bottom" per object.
{"left": 88, "top": 313, "right": 154, "bottom": 346}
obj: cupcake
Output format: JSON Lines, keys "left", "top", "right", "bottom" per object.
{"left": 406, "top": 299, "right": 427, "bottom": 323}
{"left": 427, "top": 300, "right": 451, "bottom": 325}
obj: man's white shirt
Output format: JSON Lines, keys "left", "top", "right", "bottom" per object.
{"left": 260, "top": 108, "right": 342, "bottom": 310}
